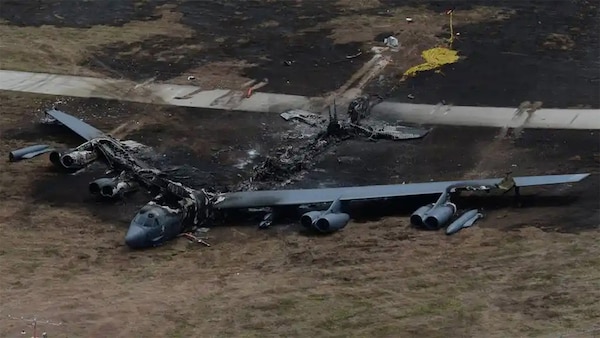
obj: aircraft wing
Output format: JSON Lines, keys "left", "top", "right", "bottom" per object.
{"left": 213, "top": 173, "right": 590, "bottom": 209}
{"left": 45, "top": 108, "right": 106, "bottom": 141}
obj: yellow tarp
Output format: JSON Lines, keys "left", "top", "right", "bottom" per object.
{"left": 402, "top": 47, "right": 460, "bottom": 79}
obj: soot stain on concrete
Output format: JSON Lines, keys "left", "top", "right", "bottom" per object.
{"left": 380, "top": 0, "right": 600, "bottom": 108}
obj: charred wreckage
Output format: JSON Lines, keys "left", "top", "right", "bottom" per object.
{"left": 7, "top": 107, "right": 591, "bottom": 249}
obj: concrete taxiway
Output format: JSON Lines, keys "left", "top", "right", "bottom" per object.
{"left": 1, "top": 69, "right": 598, "bottom": 130}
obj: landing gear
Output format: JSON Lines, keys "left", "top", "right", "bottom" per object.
{"left": 259, "top": 211, "right": 274, "bottom": 229}
{"left": 514, "top": 186, "right": 522, "bottom": 208}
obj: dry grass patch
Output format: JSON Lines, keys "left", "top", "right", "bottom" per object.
{"left": 336, "top": 0, "right": 382, "bottom": 10}
{"left": 167, "top": 60, "right": 256, "bottom": 89}
{"left": 0, "top": 6, "right": 194, "bottom": 76}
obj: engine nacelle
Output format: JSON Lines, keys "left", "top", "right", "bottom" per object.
{"left": 50, "top": 149, "right": 97, "bottom": 169}
{"left": 300, "top": 211, "right": 323, "bottom": 228}
{"left": 89, "top": 178, "right": 116, "bottom": 195}
{"left": 423, "top": 203, "right": 457, "bottom": 229}
{"left": 314, "top": 212, "right": 350, "bottom": 233}
{"left": 410, "top": 203, "right": 434, "bottom": 227}
{"left": 89, "top": 177, "right": 138, "bottom": 198}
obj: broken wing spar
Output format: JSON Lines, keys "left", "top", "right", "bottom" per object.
{"left": 212, "top": 173, "right": 590, "bottom": 209}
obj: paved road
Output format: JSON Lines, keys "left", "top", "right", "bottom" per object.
{"left": 1, "top": 69, "right": 598, "bottom": 129}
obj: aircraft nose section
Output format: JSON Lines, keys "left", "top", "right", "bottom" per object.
{"left": 125, "top": 224, "right": 147, "bottom": 249}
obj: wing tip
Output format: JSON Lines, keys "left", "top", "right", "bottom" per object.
{"left": 573, "top": 173, "right": 591, "bottom": 181}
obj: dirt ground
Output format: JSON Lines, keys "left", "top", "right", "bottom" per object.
{"left": 1, "top": 1, "right": 600, "bottom": 337}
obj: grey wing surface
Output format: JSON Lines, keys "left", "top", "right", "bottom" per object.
{"left": 213, "top": 173, "right": 590, "bottom": 209}
{"left": 46, "top": 109, "right": 106, "bottom": 141}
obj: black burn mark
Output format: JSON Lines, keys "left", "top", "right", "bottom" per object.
{"left": 378, "top": 0, "right": 600, "bottom": 108}
{"left": 81, "top": 0, "right": 366, "bottom": 96}
{"left": 0, "top": 0, "right": 167, "bottom": 27}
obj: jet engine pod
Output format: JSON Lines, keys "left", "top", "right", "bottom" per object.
{"left": 300, "top": 210, "right": 323, "bottom": 228}
{"left": 90, "top": 177, "right": 138, "bottom": 198}
{"left": 101, "top": 179, "right": 139, "bottom": 197}
{"left": 314, "top": 212, "right": 350, "bottom": 233}
{"left": 49, "top": 150, "right": 64, "bottom": 167}
{"left": 423, "top": 203, "right": 456, "bottom": 229}
{"left": 61, "top": 150, "right": 97, "bottom": 168}
{"left": 410, "top": 203, "right": 434, "bottom": 227}
{"left": 89, "top": 177, "right": 117, "bottom": 196}
{"left": 50, "top": 149, "right": 97, "bottom": 170}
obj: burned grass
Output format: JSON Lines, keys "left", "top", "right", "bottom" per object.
{"left": 0, "top": 5, "right": 194, "bottom": 77}
{"left": 379, "top": 0, "right": 600, "bottom": 108}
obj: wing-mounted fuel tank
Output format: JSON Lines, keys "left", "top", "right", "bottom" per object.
{"left": 89, "top": 176, "right": 139, "bottom": 198}
{"left": 445, "top": 209, "right": 484, "bottom": 235}
{"left": 49, "top": 141, "right": 97, "bottom": 171}
{"left": 8, "top": 144, "right": 53, "bottom": 162}
{"left": 300, "top": 197, "right": 350, "bottom": 233}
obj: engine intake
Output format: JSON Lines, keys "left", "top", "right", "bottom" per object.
{"left": 410, "top": 203, "right": 434, "bottom": 228}
{"left": 50, "top": 149, "right": 97, "bottom": 169}
{"left": 314, "top": 212, "right": 350, "bottom": 232}
{"left": 423, "top": 203, "right": 457, "bottom": 229}
{"left": 300, "top": 210, "right": 350, "bottom": 233}
{"left": 300, "top": 211, "right": 323, "bottom": 228}
{"left": 89, "top": 177, "right": 138, "bottom": 198}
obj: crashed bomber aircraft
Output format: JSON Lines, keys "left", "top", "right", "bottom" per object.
{"left": 8, "top": 109, "right": 590, "bottom": 249}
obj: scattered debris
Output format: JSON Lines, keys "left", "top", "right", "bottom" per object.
{"left": 349, "top": 122, "right": 429, "bottom": 141}
{"left": 235, "top": 149, "right": 261, "bottom": 169}
{"left": 245, "top": 78, "right": 269, "bottom": 98}
{"left": 406, "top": 17, "right": 413, "bottom": 22}
{"left": 498, "top": 100, "right": 545, "bottom": 138}
{"left": 187, "top": 75, "right": 196, "bottom": 81}
{"left": 240, "top": 97, "right": 429, "bottom": 190}
{"left": 383, "top": 36, "right": 399, "bottom": 48}
{"left": 179, "top": 232, "right": 210, "bottom": 246}
{"left": 346, "top": 51, "right": 363, "bottom": 59}
{"left": 40, "top": 113, "right": 59, "bottom": 125}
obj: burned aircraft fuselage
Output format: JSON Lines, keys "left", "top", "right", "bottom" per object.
{"left": 125, "top": 181, "right": 213, "bottom": 249}
{"left": 8, "top": 109, "right": 591, "bottom": 250}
